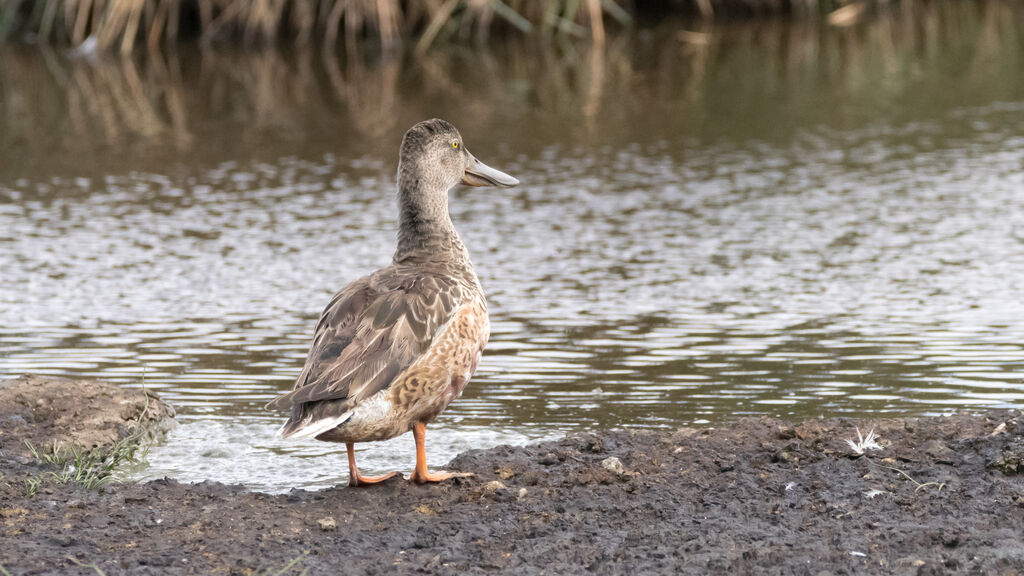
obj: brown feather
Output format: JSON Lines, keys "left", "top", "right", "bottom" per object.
{"left": 265, "top": 265, "right": 464, "bottom": 412}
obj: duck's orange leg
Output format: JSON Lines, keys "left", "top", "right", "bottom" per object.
{"left": 346, "top": 442, "right": 397, "bottom": 487}
{"left": 409, "top": 422, "right": 472, "bottom": 484}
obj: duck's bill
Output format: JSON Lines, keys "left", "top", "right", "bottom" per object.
{"left": 462, "top": 155, "right": 519, "bottom": 188}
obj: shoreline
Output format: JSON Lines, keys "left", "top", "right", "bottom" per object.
{"left": 2, "top": 379, "right": 1022, "bottom": 574}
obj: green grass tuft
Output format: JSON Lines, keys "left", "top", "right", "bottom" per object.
{"left": 24, "top": 436, "right": 150, "bottom": 492}
{"left": 246, "top": 552, "right": 310, "bottom": 576}
{"left": 66, "top": 556, "right": 108, "bottom": 576}
{"left": 22, "top": 475, "right": 43, "bottom": 498}
{"left": 22, "top": 380, "right": 156, "bottom": 494}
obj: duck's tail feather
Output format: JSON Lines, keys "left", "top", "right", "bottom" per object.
{"left": 278, "top": 407, "right": 353, "bottom": 439}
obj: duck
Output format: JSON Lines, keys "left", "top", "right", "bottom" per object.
{"left": 266, "top": 119, "right": 518, "bottom": 486}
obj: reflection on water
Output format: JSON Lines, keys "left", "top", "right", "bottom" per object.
{"left": 3, "top": 4, "right": 1024, "bottom": 491}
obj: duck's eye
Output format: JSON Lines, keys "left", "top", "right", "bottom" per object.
{"left": 451, "top": 141, "right": 460, "bottom": 150}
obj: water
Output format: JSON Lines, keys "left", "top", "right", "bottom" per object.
{"left": 2, "top": 6, "right": 1024, "bottom": 491}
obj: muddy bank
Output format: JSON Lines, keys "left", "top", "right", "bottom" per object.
{"left": 0, "top": 375, "right": 175, "bottom": 462}
{"left": 2, "top": 406, "right": 1024, "bottom": 574}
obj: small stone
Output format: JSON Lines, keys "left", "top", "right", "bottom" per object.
{"left": 776, "top": 451, "right": 798, "bottom": 464}
{"left": 601, "top": 457, "right": 625, "bottom": 475}
{"left": 496, "top": 467, "right": 515, "bottom": 480}
{"left": 517, "top": 488, "right": 528, "bottom": 500}
{"left": 538, "top": 453, "right": 558, "bottom": 465}
{"left": 484, "top": 480, "right": 506, "bottom": 492}
{"left": 921, "top": 440, "right": 955, "bottom": 464}
{"left": 413, "top": 505, "right": 437, "bottom": 516}
{"left": 777, "top": 425, "right": 797, "bottom": 440}
{"left": 317, "top": 517, "right": 337, "bottom": 531}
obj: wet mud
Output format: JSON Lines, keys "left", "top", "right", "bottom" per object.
{"left": 0, "top": 375, "right": 174, "bottom": 461}
{"left": 1, "top": 384, "right": 1023, "bottom": 574}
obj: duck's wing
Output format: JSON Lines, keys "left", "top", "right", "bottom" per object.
{"left": 265, "top": 268, "right": 463, "bottom": 420}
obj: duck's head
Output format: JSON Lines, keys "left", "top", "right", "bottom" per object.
{"left": 398, "top": 119, "right": 519, "bottom": 194}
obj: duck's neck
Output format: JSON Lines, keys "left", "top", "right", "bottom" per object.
{"left": 393, "top": 175, "right": 468, "bottom": 266}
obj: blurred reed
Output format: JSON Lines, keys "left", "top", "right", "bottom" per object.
{"left": 2, "top": 0, "right": 1019, "bottom": 176}
{"left": 0, "top": 0, "right": 633, "bottom": 54}
{"left": 0, "top": 0, "right": 982, "bottom": 54}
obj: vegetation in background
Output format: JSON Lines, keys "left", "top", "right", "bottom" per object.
{"left": 0, "top": 0, "right": 625, "bottom": 53}
{"left": 0, "top": 0, "right": 949, "bottom": 54}
{"left": 1, "top": 0, "right": 1018, "bottom": 166}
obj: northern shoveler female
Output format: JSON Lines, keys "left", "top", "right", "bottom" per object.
{"left": 267, "top": 119, "right": 518, "bottom": 486}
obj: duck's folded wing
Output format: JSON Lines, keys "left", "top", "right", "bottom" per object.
{"left": 265, "top": 272, "right": 462, "bottom": 411}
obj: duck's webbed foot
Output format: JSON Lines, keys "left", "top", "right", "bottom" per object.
{"left": 409, "top": 422, "right": 474, "bottom": 484}
{"left": 346, "top": 442, "right": 397, "bottom": 488}
{"left": 350, "top": 470, "right": 398, "bottom": 487}
{"left": 409, "top": 469, "right": 474, "bottom": 484}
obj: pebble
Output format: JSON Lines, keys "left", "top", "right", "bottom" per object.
{"left": 317, "top": 517, "right": 337, "bottom": 531}
{"left": 601, "top": 457, "right": 625, "bottom": 475}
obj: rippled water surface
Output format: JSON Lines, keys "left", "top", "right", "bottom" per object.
{"left": 3, "top": 7, "right": 1024, "bottom": 491}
